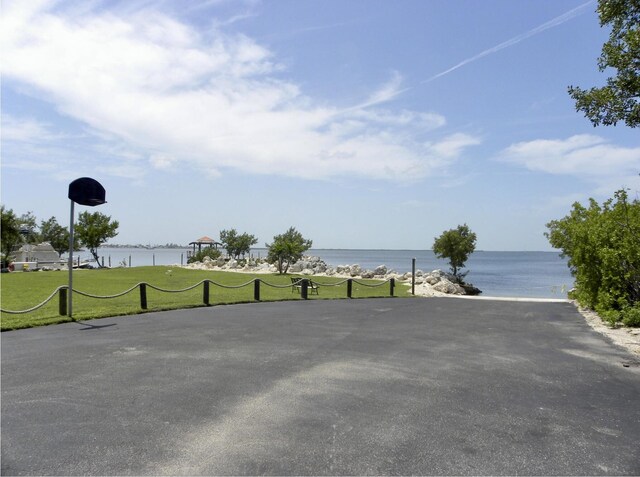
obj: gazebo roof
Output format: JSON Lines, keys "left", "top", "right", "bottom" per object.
{"left": 192, "top": 236, "right": 215, "bottom": 244}
{"left": 189, "top": 236, "right": 221, "bottom": 246}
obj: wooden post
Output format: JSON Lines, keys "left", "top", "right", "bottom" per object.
{"left": 390, "top": 278, "right": 395, "bottom": 297}
{"left": 254, "top": 279, "right": 261, "bottom": 301}
{"left": 181, "top": 253, "right": 183, "bottom": 266}
{"left": 129, "top": 255, "right": 132, "bottom": 267}
{"left": 203, "top": 280, "right": 210, "bottom": 305}
{"left": 59, "top": 287, "right": 67, "bottom": 316}
{"left": 301, "top": 279, "right": 309, "bottom": 299}
{"left": 153, "top": 254, "right": 156, "bottom": 266}
{"left": 347, "top": 279, "right": 353, "bottom": 298}
{"left": 139, "top": 283, "right": 147, "bottom": 310}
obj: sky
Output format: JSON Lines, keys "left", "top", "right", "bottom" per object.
{"left": 1, "top": 0, "right": 639, "bottom": 251}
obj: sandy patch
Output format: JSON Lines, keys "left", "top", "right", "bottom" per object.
{"left": 572, "top": 302, "right": 640, "bottom": 357}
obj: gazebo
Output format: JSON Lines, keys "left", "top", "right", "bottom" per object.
{"left": 189, "top": 236, "right": 222, "bottom": 254}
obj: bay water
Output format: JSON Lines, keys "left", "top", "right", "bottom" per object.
{"left": 95, "top": 247, "right": 573, "bottom": 299}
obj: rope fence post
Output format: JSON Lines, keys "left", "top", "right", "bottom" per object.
{"left": 139, "top": 283, "right": 148, "bottom": 310}
{"left": 59, "top": 287, "right": 67, "bottom": 316}
{"left": 254, "top": 279, "right": 261, "bottom": 301}
{"left": 390, "top": 278, "right": 395, "bottom": 297}
{"left": 301, "top": 279, "right": 309, "bottom": 300}
{"left": 203, "top": 280, "right": 210, "bottom": 306}
{"left": 347, "top": 279, "right": 353, "bottom": 298}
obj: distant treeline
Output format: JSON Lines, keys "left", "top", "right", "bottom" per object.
{"left": 103, "top": 243, "right": 187, "bottom": 249}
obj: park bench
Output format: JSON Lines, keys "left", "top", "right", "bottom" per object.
{"left": 290, "top": 277, "right": 319, "bottom": 295}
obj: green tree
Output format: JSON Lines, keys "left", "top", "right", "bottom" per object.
{"left": 432, "top": 224, "right": 477, "bottom": 281}
{"left": 568, "top": 0, "right": 639, "bottom": 127}
{"left": 40, "top": 216, "right": 72, "bottom": 256}
{"left": 219, "top": 228, "right": 258, "bottom": 260}
{"left": 75, "top": 211, "right": 119, "bottom": 267}
{"left": 18, "top": 211, "right": 40, "bottom": 243}
{"left": 546, "top": 189, "right": 640, "bottom": 326}
{"left": 1, "top": 206, "right": 21, "bottom": 265}
{"left": 266, "top": 227, "right": 312, "bottom": 274}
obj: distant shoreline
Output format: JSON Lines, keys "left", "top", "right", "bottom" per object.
{"left": 102, "top": 244, "right": 187, "bottom": 249}
{"left": 102, "top": 245, "right": 561, "bottom": 254}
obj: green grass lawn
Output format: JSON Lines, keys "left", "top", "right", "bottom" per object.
{"left": 1, "top": 266, "right": 408, "bottom": 330}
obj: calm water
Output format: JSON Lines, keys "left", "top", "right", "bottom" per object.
{"left": 94, "top": 247, "right": 573, "bottom": 299}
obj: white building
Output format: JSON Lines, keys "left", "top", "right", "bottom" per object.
{"left": 12, "top": 242, "right": 65, "bottom": 270}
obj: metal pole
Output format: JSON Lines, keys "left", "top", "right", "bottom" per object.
{"left": 412, "top": 258, "right": 416, "bottom": 295}
{"left": 68, "top": 200, "right": 75, "bottom": 317}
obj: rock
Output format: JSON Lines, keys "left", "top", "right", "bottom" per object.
{"left": 432, "top": 278, "right": 465, "bottom": 295}
{"left": 302, "top": 268, "right": 314, "bottom": 275}
{"left": 350, "top": 265, "right": 362, "bottom": 277}
{"left": 289, "top": 263, "right": 303, "bottom": 273}
{"left": 425, "top": 274, "right": 440, "bottom": 285}
{"left": 374, "top": 265, "right": 387, "bottom": 276}
{"left": 361, "top": 269, "right": 375, "bottom": 279}
{"left": 462, "top": 283, "right": 482, "bottom": 295}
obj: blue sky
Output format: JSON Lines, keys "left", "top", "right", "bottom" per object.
{"left": 1, "top": 0, "right": 638, "bottom": 250}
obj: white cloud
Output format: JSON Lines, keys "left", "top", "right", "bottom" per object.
{"left": 149, "top": 153, "right": 175, "bottom": 170}
{"left": 0, "top": 1, "right": 480, "bottom": 183}
{"left": 426, "top": 133, "right": 482, "bottom": 159}
{"left": 0, "top": 114, "right": 60, "bottom": 142}
{"left": 500, "top": 134, "right": 640, "bottom": 191}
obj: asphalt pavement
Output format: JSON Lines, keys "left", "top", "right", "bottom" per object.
{"left": 2, "top": 298, "right": 639, "bottom": 475}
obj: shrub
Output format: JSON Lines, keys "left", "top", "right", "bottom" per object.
{"left": 622, "top": 305, "right": 640, "bottom": 327}
{"left": 187, "top": 248, "right": 221, "bottom": 264}
{"left": 546, "top": 189, "right": 640, "bottom": 327}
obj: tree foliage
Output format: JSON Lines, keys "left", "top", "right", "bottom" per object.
{"left": 75, "top": 211, "right": 119, "bottom": 267}
{"left": 18, "top": 211, "right": 40, "bottom": 243}
{"left": 546, "top": 189, "right": 640, "bottom": 326}
{"left": 568, "top": 0, "right": 640, "bottom": 127}
{"left": 1, "top": 206, "right": 21, "bottom": 264}
{"left": 266, "top": 227, "right": 312, "bottom": 274}
{"left": 219, "top": 228, "right": 258, "bottom": 259}
{"left": 432, "top": 224, "right": 477, "bottom": 281}
{"left": 40, "top": 216, "right": 72, "bottom": 256}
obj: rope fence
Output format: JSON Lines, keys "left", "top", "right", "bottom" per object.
{"left": 0, "top": 277, "right": 397, "bottom": 317}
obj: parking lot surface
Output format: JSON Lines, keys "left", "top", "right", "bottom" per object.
{"left": 2, "top": 298, "right": 639, "bottom": 475}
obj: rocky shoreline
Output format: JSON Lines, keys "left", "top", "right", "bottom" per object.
{"left": 182, "top": 255, "right": 481, "bottom": 297}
